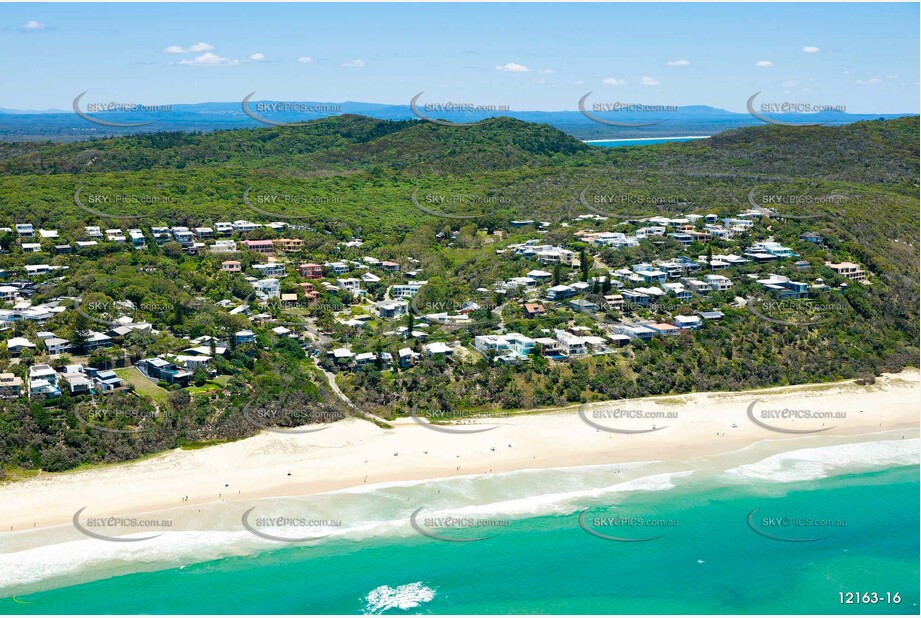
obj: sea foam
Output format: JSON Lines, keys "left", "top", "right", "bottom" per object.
{"left": 723, "top": 438, "right": 919, "bottom": 483}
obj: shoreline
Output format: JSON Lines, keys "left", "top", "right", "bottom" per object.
{"left": 583, "top": 135, "right": 710, "bottom": 143}
{"left": 0, "top": 371, "right": 918, "bottom": 536}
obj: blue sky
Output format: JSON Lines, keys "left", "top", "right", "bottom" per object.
{"left": 1, "top": 3, "right": 918, "bottom": 113}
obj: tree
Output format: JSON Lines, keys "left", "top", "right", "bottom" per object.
{"left": 71, "top": 311, "right": 91, "bottom": 353}
{"left": 579, "top": 249, "right": 590, "bottom": 281}
{"left": 553, "top": 263, "right": 562, "bottom": 286}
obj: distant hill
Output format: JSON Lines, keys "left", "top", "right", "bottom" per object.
{"left": 0, "top": 98, "right": 912, "bottom": 142}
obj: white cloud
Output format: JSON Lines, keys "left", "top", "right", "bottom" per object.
{"left": 802, "top": 46, "right": 820, "bottom": 53}
{"left": 573, "top": 80, "right": 584, "bottom": 85}
{"left": 886, "top": 75, "right": 899, "bottom": 79}
{"left": 602, "top": 77, "right": 626, "bottom": 86}
{"left": 781, "top": 80, "right": 800, "bottom": 88}
{"left": 22, "top": 20, "right": 45, "bottom": 31}
{"left": 495, "top": 62, "right": 529, "bottom": 73}
{"left": 248, "top": 52, "right": 266, "bottom": 62}
{"left": 178, "top": 52, "right": 239, "bottom": 66}
{"left": 640, "top": 76, "right": 661, "bottom": 86}
{"left": 341, "top": 59, "right": 365, "bottom": 68}
{"left": 297, "top": 56, "right": 315, "bottom": 64}
{"left": 666, "top": 59, "right": 690, "bottom": 66}
{"left": 538, "top": 68, "right": 554, "bottom": 74}
{"left": 163, "top": 42, "right": 215, "bottom": 54}
{"left": 756, "top": 60, "right": 774, "bottom": 68}
{"left": 854, "top": 78, "right": 881, "bottom": 85}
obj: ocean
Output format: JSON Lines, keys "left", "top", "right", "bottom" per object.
{"left": 586, "top": 136, "right": 709, "bottom": 148}
{"left": 1, "top": 436, "right": 918, "bottom": 615}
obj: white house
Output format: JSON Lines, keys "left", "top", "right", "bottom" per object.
{"left": 6, "top": 337, "right": 36, "bottom": 355}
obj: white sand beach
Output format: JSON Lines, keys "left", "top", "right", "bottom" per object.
{"left": 1, "top": 371, "right": 918, "bottom": 534}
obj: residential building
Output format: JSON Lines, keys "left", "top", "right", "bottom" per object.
{"left": 222, "top": 260, "right": 242, "bottom": 273}
{"left": 523, "top": 303, "right": 546, "bottom": 318}
{"left": 6, "top": 336, "right": 36, "bottom": 355}
{"left": 0, "top": 373, "right": 23, "bottom": 398}
{"left": 674, "top": 315, "right": 703, "bottom": 329}
{"left": 799, "top": 232, "right": 823, "bottom": 244}
{"left": 392, "top": 281, "right": 426, "bottom": 298}
{"left": 680, "top": 279, "right": 707, "bottom": 299}
{"left": 137, "top": 357, "right": 192, "bottom": 386}
{"left": 44, "top": 337, "right": 71, "bottom": 355}
{"left": 94, "top": 369, "right": 123, "bottom": 392}
{"left": 704, "top": 274, "right": 732, "bottom": 291}
{"left": 235, "top": 330, "right": 255, "bottom": 344}
{"left": 825, "top": 261, "right": 867, "bottom": 282}
{"left": 253, "top": 263, "right": 286, "bottom": 278}
{"left": 242, "top": 239, "right": 275, "bottom": 255}
{"left": 210, "top": 239, "right": 238, "bottom": 253}
{"left": 272, "top": 238, "right": 305, "bottom": 253}
{"left": 15, "top": 224, "right": 34, "bottom": 237}
{"left": 337, "top": 278, "right": 363, "bottom": 294}
{"left": 546, "top": 284, "right": 575, "bottom": 301}
{"left": 171, "top": 227, "right": 194, "bottom": 245}
{"left": 554, "top": 329, "right": 587, "bottom": 356}
{"left": 85, "top": 331, "right": 113, "bottom": 351}
{"left": 298, "top": 263, "right": 323, "bottom": 279}
{"left": 424, "top": 342, "right": 454, "bottom": 356}
{"left": 253, "top": 278, "right": 281, "bottom": 298}
{"left": 646, "top": 322, "right": 682, "bottom": 336}
{"left": 233, "top": 220, "right": 259, "bottom": 233}
{"left": 214, "top": 222, "right": 234, "bottom": 235}
{"left": 375, "top": 300, "right": 409, "bottom": 319}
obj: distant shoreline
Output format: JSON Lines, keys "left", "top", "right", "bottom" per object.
{"left": 583, "top": 135, "right": 711, "bottom": 143}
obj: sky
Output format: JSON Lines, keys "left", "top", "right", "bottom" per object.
{"left": 0, "top": 3, "right": 918, "bottom": 113}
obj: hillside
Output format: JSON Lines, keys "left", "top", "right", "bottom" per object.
{"left": 0, "top": 115, "right": 918, "bottom": 475}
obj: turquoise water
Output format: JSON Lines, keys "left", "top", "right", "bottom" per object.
{"left": 587, "top": 137, "right": 708, "bottom": 148}
{"left": 2, "top": 464, "right": 917, "bottom": 614}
